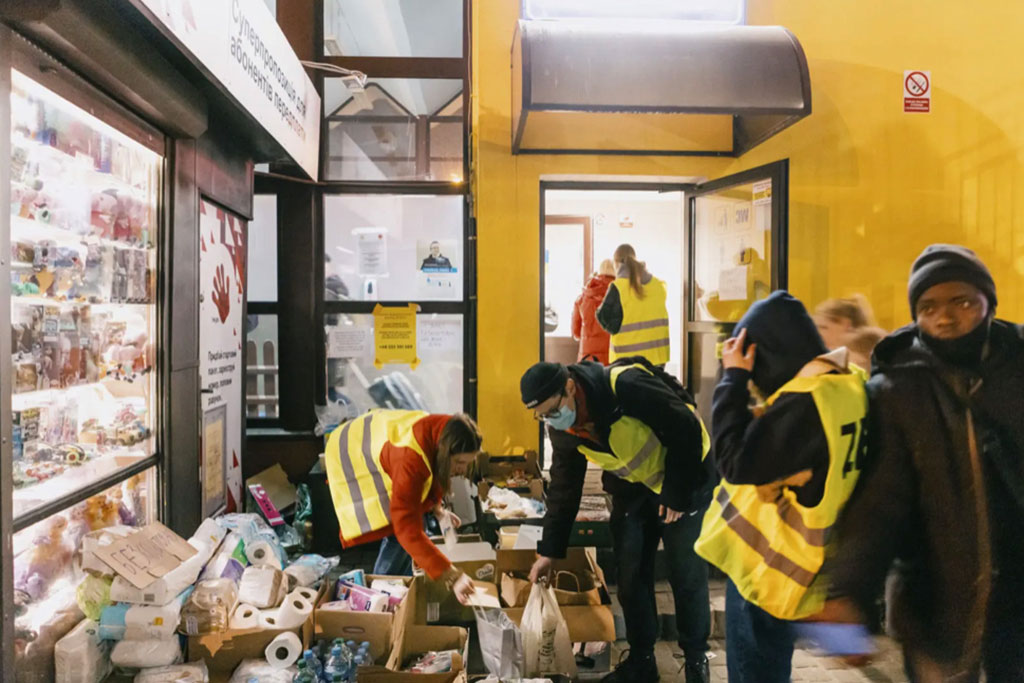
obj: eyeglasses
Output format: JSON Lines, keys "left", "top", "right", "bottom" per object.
{"left": 533, "top": 390, "right": 566, "bottom": 421}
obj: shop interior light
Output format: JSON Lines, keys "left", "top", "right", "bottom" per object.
{"left": 522, "top": 0, "right": 745, "bottom": 24}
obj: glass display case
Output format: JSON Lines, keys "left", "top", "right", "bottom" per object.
{"left": 6, "top": 67, "right": 164, "bottom": 675}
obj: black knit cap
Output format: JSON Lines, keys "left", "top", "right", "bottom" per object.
{"left": 908, "top": 244, "right": 997, "bottom": 319}
{"left": 520, "top": 362, "right": 569, "bottom": 409}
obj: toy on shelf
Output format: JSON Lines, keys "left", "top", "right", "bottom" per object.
{"left": 13, "top": 515, "right": 73, "bottom": 611}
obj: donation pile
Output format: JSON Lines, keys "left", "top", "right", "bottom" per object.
{"left": 318, "top": 569, "right": 409, "bottom": 614}
{"left": 481, "top": 488, "right": 546, "bottom": 520}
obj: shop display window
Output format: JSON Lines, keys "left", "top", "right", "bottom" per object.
{"left": 323, "top": 78, "right": 464, "bottom": 182}
{"left": 324, "top": 313, "right": 463, "bottom": 417}
{"left": 12, "top": 469, "right": 155, "bottom": 676}
{"left": 8, "top": 70, "right": 161, "bottom": 521}
{"left": 324, "top": 193, "right": 464, "bottom": 302}
{"left": 323, "top": 0, "right": 464, "bottom": 58}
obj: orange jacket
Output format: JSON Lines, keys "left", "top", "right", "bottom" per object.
{"left": 571, "top": 274, "right": 615, "bottom": 364}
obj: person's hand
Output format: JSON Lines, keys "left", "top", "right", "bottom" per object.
{"left": 660, "top": 505, "right": 684, "bottom": 524}
{"left": 722, "top": 328, "right": 756, "bottom": 371}
{"left": 804, "top": 598, "right": 874, "bottom": 667}
{"left": 448, "top": 510, "right": 462, "bottom": 529}
{"left": 528, "top": 556, "right": 554, "bottom": 584}
{"left": 452, "top": 572, "right": 475, "bottom": 605}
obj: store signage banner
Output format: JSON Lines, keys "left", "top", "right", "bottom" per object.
{"left": 199, "top": 199, "right": 245, "bottom": 514}
{"left": 373, "top": 304, "right": 420, "bottom": 369}
{"left": 135, "top": 0, "right": 321, "bottom": 180}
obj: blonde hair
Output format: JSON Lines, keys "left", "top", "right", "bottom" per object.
{"left": 815, "top": 294, "right": 875, "bottom": 329}
{"left": 598, "top": 259, "right": 615, "bottom": 277}
{"left": 433, "top": 413, "right": 483, "bottom": 494}
{"left": 613, "top": 244, "right": 645, "bottom": 299}
{"left": 846, "top": 326, "right": 887, "bottom": 358}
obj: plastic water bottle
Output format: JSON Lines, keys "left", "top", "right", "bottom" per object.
{"left": 303, "top": 649, "right": 324, "bottom": 681}
{"left": 292, "top": 660, "right": 310, "bottom": 683}
{"left": 323, "top": 645, "right": 343, "bottom": 680}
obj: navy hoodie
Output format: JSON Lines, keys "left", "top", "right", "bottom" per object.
{"left": 711, "top": 291, "right": 832, "bottom": 506}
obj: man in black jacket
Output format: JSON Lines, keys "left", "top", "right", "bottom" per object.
{"left": 519, "top": 358, "right": 714, "bottom": 683}
{"left": 827, "top": 245, "right": 1024, "bottom": 681}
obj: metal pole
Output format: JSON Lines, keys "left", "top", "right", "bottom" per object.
{"left": 0, "top": 22, "right": 16, "bottom": 680}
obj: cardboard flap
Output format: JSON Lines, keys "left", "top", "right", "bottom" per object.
{"left": 94, "top": 522, "right": 197, "bottom": 589}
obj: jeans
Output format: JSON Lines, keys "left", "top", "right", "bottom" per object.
{"left": 372, "top": 513, "right": 442, "bottom": 576}
{"left": 725, "top": 579, "right": 794, "bottom": 683}
{"left": 609, "top": 493, "right": 711, "bottom": 660}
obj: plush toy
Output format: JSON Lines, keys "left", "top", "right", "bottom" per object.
{"left": 90, "top": 188, "right": 118, "bottom": 237}
{"left": 112, "top": 193, "right": 133, "bottom": 242}
{"left": 13, "top": 515, "right": 73, "bottom": 607}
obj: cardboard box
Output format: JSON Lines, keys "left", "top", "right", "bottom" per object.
{"left": 416, "top": 536, "right": 499, "bottom": 625}
{"left": 497, "top": 548, "right": 616, "bottom": 643}
{"left": 381, "top": 623, "right": 469, "bottom": 683}
{"left": 476, "top": 450, "right": 545, "bottom": 502}
{"left": 189, "top": 582, "right": 323, "bottom": 678}
{"left": 314, "top": 574, "right": 416, "bottom": 664}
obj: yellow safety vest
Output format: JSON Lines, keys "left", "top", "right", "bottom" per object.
{"left": 609, "top": 277, "right": 671, "bottom": 365}
{"left": 694, "top": 362, "right": 868, "bottom": 620}
{"left": 325, "top": 410, "right": 433, "bottom": 544}
{"left": 577, "top": 364, "right": 710, "bottom": 493}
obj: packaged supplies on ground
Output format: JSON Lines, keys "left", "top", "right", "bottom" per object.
{"left": 228, "top": 658, "right": 296, "bottom": 683}
{"left": 99, "top": 587, "right": 192, "bottom": 640}
{"left": 198, "top": 532, "right": 247, "bottom": 584}
{"left": 110, "top": 636, "right": 183, "bottom": 669}
{"left": 283, "top": 554, "right": 338, "bottom": 587}
{"left": 54, "top": 618, "right": 112, "bottom": 683}
{"left": 215, "top": 513, "right": 286, "bottom": 569}
{"left": 237, "top": 565, "right": 287, "bottom": 609}
{"left": 134, "top": 661, "right": 209, "bottom": 682}
{"left": 178, "top": 579, "right": 238, "bottom": 636}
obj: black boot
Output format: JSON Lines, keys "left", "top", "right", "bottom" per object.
{"left": 601, "top": 651, "right": 660, "bottom": 683}
{"left": 682, "top": 654, "right": 709, "bottom": 683}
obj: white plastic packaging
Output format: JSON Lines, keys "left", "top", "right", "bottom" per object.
{"left": 55, "top": 619, "right": 112, "bottom": 683}
{"left": 237, "top": 565, "right": 286, "bottom": 609}
{"left": 110, "top": 637, "right": 183, "bottom": 669}
{"left": 110, "top": 522, "right": 226, "bottom": 605}
{"left": 134, "top": 661, "right": 209, "bottom": 682}
{"left": 99, "top": 588, "right": 192, "bottom": 641}
{"left": 282, "top": 554, "right": 338, "bottom": 587}
{"left": 228, "top": 659, "right": 296, "bottom": 683}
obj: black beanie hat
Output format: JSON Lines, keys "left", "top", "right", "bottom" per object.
{"left": 908, "top": 244, "right": 997, "bottom": 318}
{"left": 520, "top": 362, "right": 569, "bottom": 409}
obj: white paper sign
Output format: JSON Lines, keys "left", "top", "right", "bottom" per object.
{"left": 135, "top": 0, "right": 321, "bottom": 179}
{"left": 327, "top": 328, "right": 369, "bottom": 359}
{"left": 418, "top": 318, "right": 462, "bottom": 353}
{"left": 718, "top": 265, "right": 749, "bottom": 301}
{"left": 356, "top": 229, "right": 389, "bottom": 276}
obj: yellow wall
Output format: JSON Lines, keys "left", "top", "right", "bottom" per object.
{"left": 473, "top": 0, "right": 1024, "bottom": 450}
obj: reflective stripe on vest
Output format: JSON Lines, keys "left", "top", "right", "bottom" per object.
{"left": 609, "top": 277, "right": 670, "bottom": 364}
{"left": 576, "top": 363, "right": 710, "bottom": 494}
{"left": 695, "top": 364, "right": 868, "bottom": 620}
{"left": 325, "top": 409, "right": 432, "bottom": 543}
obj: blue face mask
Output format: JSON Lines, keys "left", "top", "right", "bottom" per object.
{"left": 544, "top": 405, "right": 577, "bottom": 431}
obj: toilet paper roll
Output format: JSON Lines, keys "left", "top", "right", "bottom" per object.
{"left": 246, "top": 540, "right": 279, "bottom": 568}
{"left": 265, "top": 631, "right": 303, "bottom": 669}
{"left": 293, "top": 587, "right": 317, "bottom": 603}
{"left": 230, "top": 604, "right": 261, "bottom": 630}
{"left": 268, "top": 593, "right": 313, "bottom": 630}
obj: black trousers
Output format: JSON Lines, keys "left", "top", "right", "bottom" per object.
{"left": 609, "top": 492, "right": 711, "bottom": 660}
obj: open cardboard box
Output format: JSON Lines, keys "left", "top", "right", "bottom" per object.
{"left": 314, "top": 574, "right": 417, "bottom": 665}
{"left": 476, "top": 450, "right": 545, "bottom": 502}
{"left": 415, "top": 535, "right": 499, "bottom": 625}
{"left": 189, "top": 582, "right": 325, "bottom": 681}
{"left": 497, "top": 548, "right": 616, "bottom": 643}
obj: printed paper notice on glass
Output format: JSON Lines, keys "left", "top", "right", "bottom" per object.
{"left": 202, "top": 405, "right": 227, "bottom": 516}
{"left": 718, "top": 265, "right": 749, "bottom": 301}
{"left": 355, "top": 228, "right": 389, "bottom": 277}
{"left": 327, "top": 327, "right": 369, "bottom": 359}
{"left": 373, "top": 303, "right": 419, "bottom": 369}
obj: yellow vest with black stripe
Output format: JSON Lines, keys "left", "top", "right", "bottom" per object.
{"left": 609, "top": 277, "right": 671, "bottom": 365}
{"left": 577, "top": 364, "right": 710, "bottom": 492}
{"left": 325, "top": 410, "right": 433, "bottom": 544}
{"left": 694, "top": 360, "right": 868, "bottom": 620}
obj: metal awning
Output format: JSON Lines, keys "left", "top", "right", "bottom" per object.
{"left": 512, "top": 21, "right": 811, "bottom": 156}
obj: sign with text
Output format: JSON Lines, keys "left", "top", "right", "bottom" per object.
{"left": 135, "top": 0, "right": 321, "bottom": 179}
{"left": 903, "top": 70, "right": 931, "bottom": 113}
{"left": 373, "top": 304, "right": 420, "bottom": 369}
{"left": 94, "top": 522, "right": 197, "bottom": 589}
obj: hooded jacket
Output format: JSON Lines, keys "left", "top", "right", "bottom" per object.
{"left": 711, "top": 291, "right": 834, "bottom": 506}
{"left": 538, "top": 358, "right": 713, "bottom": 558}
{"left": 571, "top": 274, "right": 614, "bottom": 363}
{"left": 830, "top": 319, "right": 1024, "bottom": 665}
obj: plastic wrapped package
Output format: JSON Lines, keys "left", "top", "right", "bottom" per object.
{"left": 215, "top": 514, "right": 286, "bottom": 569}
{"left": 54, "top": 619, "right": 112, "bottom": 683}
{"left": 405, "top": 650, "right": 459, "bottom": 674}
{"left": 283, "top": 554, "right": 338, "bottom": 588}
{"left": 110, "top": 637, "right": 183, "bottom": 669}
{"left": 99, "top": 588, "right": 192, "bottom": 640}
{"left": 198, "top": 532, "right": 246, "bottom": 584}
{"left": 228, "top": 658, "right": 296, "bottom": 683}
{"left": 178, "top": 579, "right": 238, "bottom": 636}
{"left": 134, "top": 661, "right": 209, "bottom": 682}
{"left": 237, "top": 565, "right": 285, "bottom": 609}
{"left": 76, "top": 574, "right": 113, "bottom": 621}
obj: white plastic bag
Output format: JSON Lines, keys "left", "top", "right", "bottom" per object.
{"left": 228, "top": 658, "right": 296, "bottom": 683}
{"left": 474, "top": 607, "right": 524, "bottom": 679}
{"left": 520, "top": 582, "right": 576, "bottom": 677}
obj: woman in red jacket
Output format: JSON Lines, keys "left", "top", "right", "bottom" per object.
{"left": 325, "top": 410, "right": 483, "bottom": 603}
{"left": 571, "top": 259, "right": 616, "bottom": 364}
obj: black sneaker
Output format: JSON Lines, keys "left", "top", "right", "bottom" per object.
{"left": 682, "top": 654, "right": 709, "bottom": 683}
{"left": 601, "top": 651, "right": 660, "bottom": 683}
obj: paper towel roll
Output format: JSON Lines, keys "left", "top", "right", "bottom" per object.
{"left": 246, "top": 540, "right": 278, "bottom": 568}
{"left": 293, "top": 587, "right": 317, "bottom": 603}
{"left": 265, "top": 631, "right": 302, "bottom": 669}
{"left": 268, "top": 593, "right": 313, "bottom": 630}
{"left": 230, "top": 604, "right": 261, "bottom": 630}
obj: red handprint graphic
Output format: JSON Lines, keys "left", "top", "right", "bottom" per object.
{"left": 212, "top": 264, "right": 231, "bottom": 324}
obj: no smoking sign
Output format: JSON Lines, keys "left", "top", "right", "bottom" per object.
{"left": 904, "top": 70, "right": 931, "bottom": 113}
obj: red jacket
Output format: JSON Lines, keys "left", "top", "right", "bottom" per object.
{"left": 344, "top": 414, "right": 451, "bottom": 580}
{"left": 571, "top": 274, "right": 614, "bottom": 364}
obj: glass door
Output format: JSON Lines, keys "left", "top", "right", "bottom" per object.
{"left": 7, "top": 67, "right": 163, "bottom": 667}
{"left": 684, "top": 160, "right": 789, "bottom": 426}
